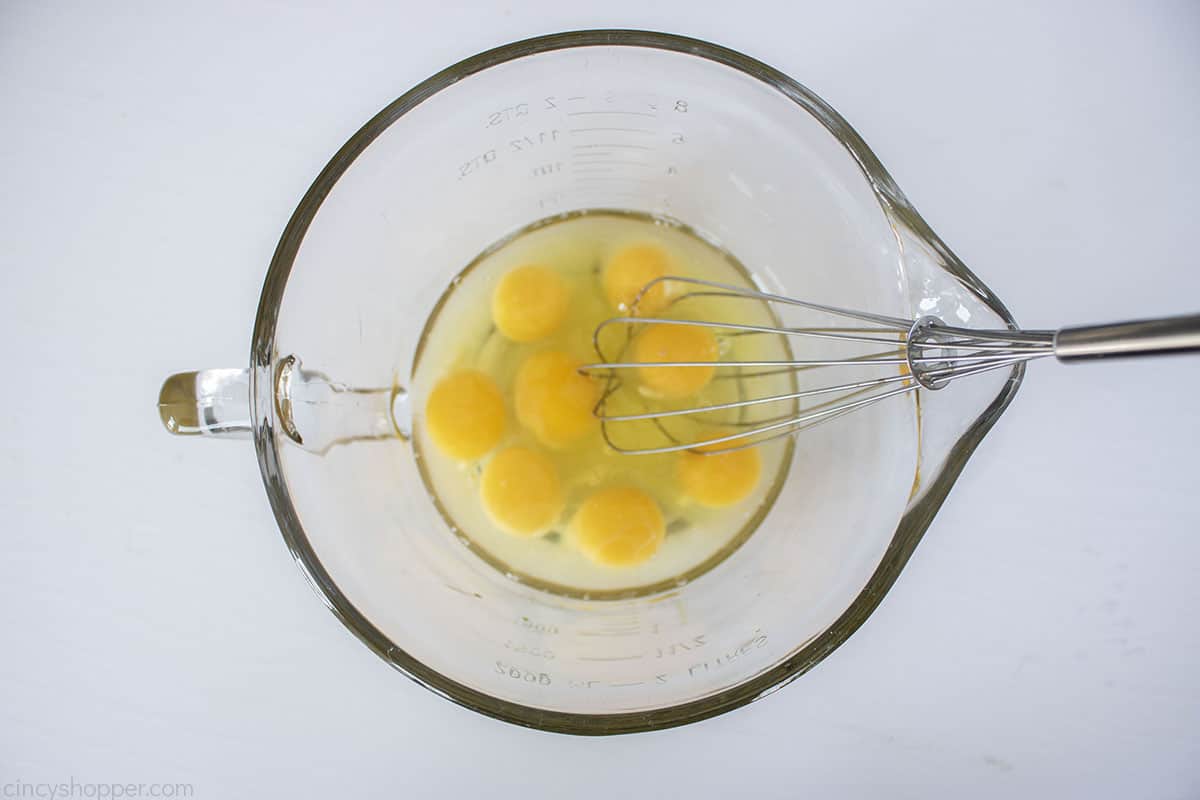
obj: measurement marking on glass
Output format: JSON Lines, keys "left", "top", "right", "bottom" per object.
{"left": 567, "top": 110, "right": 657, "bottom": 118}
{"left": 574, "top": 160, "right": 651, "bottom": 168}
{"left": 610, "top": 681, "right": 645, "bottom": 688}
{"left": 569, "top": 127, "right": 655, "bottom": 135}
{"left": 574, "top": 173, "right": 656, "bottom": 178}
{"left": 572, "top": 168, "right": 618, "bottom": 175}
{"left": 578, "top": 653, "right": 645, "bottom": 662}
{"left": 574, "top": 186, "right": 647, "bottom": 193}
{"left": 575, "top": 176, "right": 657, "bottom": 184}
{"left": 572, "top": 143, "right": 654, "bottom": 150}
{"left": 567, "top": 95, "right": 586, "bottom": 101}
{"left": 573, "top": 190, "right": 647, "bottom": 200}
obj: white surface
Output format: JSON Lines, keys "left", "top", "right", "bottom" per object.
{"left": 3, "top": 1, "right": 1198, "bottom": 797}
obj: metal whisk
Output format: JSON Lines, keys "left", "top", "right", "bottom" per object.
{"left": 583, "top": 276, "right": 1200, "bottom": 455}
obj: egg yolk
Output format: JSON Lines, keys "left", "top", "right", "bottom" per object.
{"left": 572, "top": 487, "right": 665, "bottom": 567}
{"left": 424, "top": 370, "right": 505, "bottom": 460}
{"left": 633, "top": 323, "right": 719, "bottom": 398}
{"left": 514, "top": 351, "right": 600, "bottom": 448}
{"left": 492, "top": 264, "right": 569, "bottom": 342}
{"left": 603, "top": 243, "right": 671, "bottom": 313}
{"left": 678, "top": 431, "right": 762, "bottom": 507}
{"left": 480, "top": 446, "right": 565, "bottom": 537}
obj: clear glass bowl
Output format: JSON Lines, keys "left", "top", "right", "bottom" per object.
{"left": 159, "top": 30, "right": 1021, "bottom": 734}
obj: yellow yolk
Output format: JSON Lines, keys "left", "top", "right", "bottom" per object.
{"left": 633, "top": 323, "right": 719, "bottom": 398}
{"left": 572, "top": 487, "right": 665, "bottom": 567}
{"left": 514, "top": 350, "right": 600, "bottom": 448}
{"left": 480, "top": 446, "right": 564, "bottom": 537}
{"left": 492, "top": 264, "right": 569, "bottom": 342}
{"left": 678, "top": 432, "right": 762, "bottom": 507}
{"left": 603, "top": 243, "right": 670, "bottom": 313}
{"left": 424, "top": 370, "right": 505, "bottom": 460}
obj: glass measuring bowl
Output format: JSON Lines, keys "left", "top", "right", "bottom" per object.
{"left": 158, "top": 30, "right": 1020, "bottom": 734}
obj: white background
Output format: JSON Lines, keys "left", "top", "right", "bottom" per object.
{"left": 3, "top": 1, "right": 1199, "bottom": 797}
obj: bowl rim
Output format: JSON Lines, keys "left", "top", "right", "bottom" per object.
{"left": 249, "top": 28, "right": 1023, "bottom": 735}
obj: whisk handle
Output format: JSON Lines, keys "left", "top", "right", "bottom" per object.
{"left": 1054, "top": 314, "right": 1200, "bottom": 361}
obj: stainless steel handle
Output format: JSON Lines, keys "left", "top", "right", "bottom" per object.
{"left": 1054, "top": 314, "right": 1200, "bottom": 361}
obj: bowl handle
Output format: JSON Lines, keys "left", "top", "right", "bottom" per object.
{"left": 158, "top": 357, "right": 404, "bottom": 453}
{"left": 158, "top": 369, "right": 252, "bottom": 439}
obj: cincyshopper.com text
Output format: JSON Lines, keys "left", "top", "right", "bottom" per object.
{"left": 2, "top": 779, "right": 194, "bottom": 799}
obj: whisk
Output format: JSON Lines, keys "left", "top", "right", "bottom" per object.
{"left": 583, "top": 276, "right": 1200, "bottom": 455}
